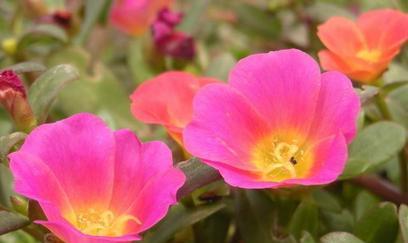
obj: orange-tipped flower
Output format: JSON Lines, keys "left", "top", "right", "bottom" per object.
{"left": 130, "top": 71, "right": 219, "bottom": 145}
{"left": 110, "top": 0, "right": 172, "bottom": 36}
{"left": 317, "top": 9, "right": 408, "bottom": 83}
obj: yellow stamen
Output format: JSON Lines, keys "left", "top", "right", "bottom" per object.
{"left": 356, "top": 49, "right": 381, "bottom": 63}
{"left": 71, "top": 208, "right": 141, "bottom": 237}
{"left": 252, "top": 135, "right": 312, "bottom": 182}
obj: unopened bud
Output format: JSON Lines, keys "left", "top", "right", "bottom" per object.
{"left": 1, "top": 37, "right": 17, "bottom": 56}
{"left": 0, "top": 70, "right": 37, "bottom": 132}
{"left": 10, "top": 195, "right": 28, "bottom": 215}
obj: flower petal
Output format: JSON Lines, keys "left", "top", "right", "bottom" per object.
{"left": 130, "top": 71, "right": 218, "bottom": 141}
{"left": 229, "top": 49, "right": 321, "bottom": 135}
{"left": 184, "top": 83, "right": 270, "bottom": 171}
{"left": 308, "top": 71, "right": 360, "bottom": 143}
{"left": 10, "top": 113, "right": 115, "bottom": 210}
{"left": 317, "top": 17, "right": 365, "bottom": 56}
{"left": 37, "top": 220, "right": 141, "bottom": 243}
{"left": 357, "top": 9, "right": 408, "bottom": 51}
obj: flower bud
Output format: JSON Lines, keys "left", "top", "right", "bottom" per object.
{"left": 0, "top": 70, "right": 37, "bottom": 132}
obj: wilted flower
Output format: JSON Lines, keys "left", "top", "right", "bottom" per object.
{"left": 183, "top": 49, "right": 360, "bottom": 188}
{"left": 130, "top": 71, "right": 219, "bottom": 145}
{"left": 317, "top": 9, "right": 408, "bottom": 83}
{"left": 152, "top": 9, "right": 196, "bottom": 59}
{"left": 0, "top": 70, "right": 36, "bottom": 132}
{"left": 10, "top": 113, "right": 185, "bottom": 242}
{"left": 110, "top": 0, "right": 172, "bottom": 36}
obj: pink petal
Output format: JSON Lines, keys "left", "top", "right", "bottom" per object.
{"left": 9, "top": 152, "right": 74, "bottom": 218}
{"left": 229, "top": 49, "right": 321, "bottom": 135}
{"left": 125, "top": 167, "right": 185, "bottom": 233}
{"left": 10, "top": 113, "right": 115, "bottom": 211}
{"left": 37, "top": 220, "right": 141, "bottom": 243}
{"left": 109, "top": 130, "right": 185, "bottom": 233}
{"left": 183, "top": 83, "right": 270, "bottom": 171}
{"left": 308, "top": 71, "right": 360, "bottom": 143}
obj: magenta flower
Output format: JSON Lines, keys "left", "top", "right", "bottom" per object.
{"left": 183, "top": 49, "right": 360, "bottom": 189}
{"left": 9, "top": 113, "right": 185, "bottom": 242}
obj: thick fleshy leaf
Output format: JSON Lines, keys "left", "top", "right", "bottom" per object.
{"left": 353, "top": 202, "right": 399, "bottom": 243}
{"left": 2, "top": 62, "right": 46, "bottom": 74}
{"left": 142, "top": 203, "right": 225, "bottom": 243}
{"left": 235, "top": 190, "right": 274, "bottom": 243}
{"left": 321, "top": 232, "right": 364, "bottom": 243}
{"left": 341, "top": 121, "right": 406, "bottom": 179}
{"left": 399, "top": 205, "right": 408, "bottom": 242}
{"left": 0, "top": 210, "right": 30, "bottom": 235}
{"left": 176, "top": 158, "right": 221, "bottom": 199}
{"left": 0, "top": 132, "right": 26, "bottom": 163}
{"left": 28, "top": 65, "right": 79, "bottom": 123}
{"left": 288, "top": 200, "right": 318, "bottom": 239}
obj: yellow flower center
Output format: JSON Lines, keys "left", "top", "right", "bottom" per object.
{"left": 251, "top": 135, "right": 313, "bottom": 182}
{"left": 356, "top": 49, "right": 381, "bottom": 63}
{"left": 70, "top": 208, "right": 141, "bottom": 237}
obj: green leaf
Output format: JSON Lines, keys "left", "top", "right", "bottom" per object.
{"left": 288, "top": 200, "right": 318, "bottom": 239}
{"left": 387, "top": 84, "right": 408, "bottom": 129}
{"left": 321, "top": 209, "right": 354, "bottom": 232}
{"left": 0, "top": 210, "right": 30, "bottom": 235}
{"left": 235, "top": 190, "right": 275, "bottom": 243}
{"left": 205, "top": 53, "right": 236, "bottom": 81}
{"left": 233, "top": 3, "right": 281, "bottom": 39}
{"left": 354, "top": 202, "right": 399, "bottom": 243}
{"left": 75, "top": 0, "right": 111, "bottom": 45}
{"left": 194, "top": 211, "right": 230, "bottom": 243}
{"left": 1, "top": 62, "right": 45, "bottom": 74}
{"left": 142, "top": 202, "right": 225, "bottom": 243}
{"left": 321, "top": 232, "right": 364, "bottom": 243}
{"left": 357, "top": 85, "right": 379, "bottom": 105}
{"left": 28, "top": 64, "right": 79, "bottom": 123}
{"left": 128, "top": 39, "right": 154, "bottom": 84}
{"left": 0, "top": 230, "right": 36, "bottom": 243}
{"left": 341, "top": 121, "right": 406, "bottom": 179}
{"left": 305, "top": 2, "right": 354, "bottom": 22}
{"left": 18, "top": 24, "right": 68, "bottom": 47}
{"left": 177, "top": 158, "right": 221, "bottom": 199}
{"left": 300, "top": 231, "right": 316, "bottom": 243}
{"left": 0, "top": 132, "right": 26, "bottom": 162}
{"left": 354, "top": 191, "right": 379, "bottom": 220}
{"left": 47, "top": 46, "right": 142, "bottom": 130}
{"left": 0, "top": 164, "right": 14, "bottom": 207}
{"left": 399, "top": 204, "right": 408, "bottom": 243}
{"left": 312, "top": 189, "right": 341, "bottom": 212}
{"left": 178, "top": 0, "right": 211, "bottom": 35}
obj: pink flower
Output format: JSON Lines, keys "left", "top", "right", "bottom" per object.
{"left": 183, "top": 49, "right": 360, "bottom": 189}
{"left": 9, "top": 113, "right": 185, "bottom": 242}
{"left": 130, "top": 71, "right": 219, "bottom": 145}
{"left": 110, "top": 0, "right": 172, "bottom": 36}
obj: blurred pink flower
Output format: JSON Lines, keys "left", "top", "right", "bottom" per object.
{"left": 130, "top": 71, "right": 219, "bottom": 145}
{"left": 10, "top": 113, "right": 185, "bottom": 242}
{"left": 110, "top": 0, "right": 172, "bottom": 36}
{"left": 183, "top": 49, "right": 360, "bottom": 189}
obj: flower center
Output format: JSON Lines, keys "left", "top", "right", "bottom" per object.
{"left": 356, "top": 49, "right": 381, "bottom": 62}
{"left": 73, "top": 208, "right": 141, "bottom": 237}
{"left": 252, "top": 137, "right": 307, "bottom": 182}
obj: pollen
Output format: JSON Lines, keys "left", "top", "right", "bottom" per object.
{"left": 71, "top": 208, "right": 141, "bottom": 237}
{"left": 356, "top": 48, "right": 381, "bottom": 63}
{"left": 251, "top": 134, "right": 313, "bottom": 182}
